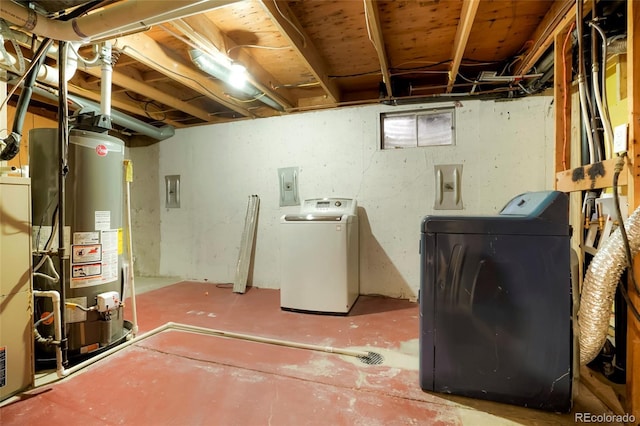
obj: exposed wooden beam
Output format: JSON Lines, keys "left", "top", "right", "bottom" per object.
{"left": 79, "top": 61, "right": 216, "bottom": 123}
{"left": 113, "top": 57, "right": 138, "bottom": 67}
{"left": 555, "top": 158, "right": 627, "bottom": 192}
{"left": 173, "top": 15, "right": 294, "bottom": 110}
{"left": 514, "top": 0, "right": 576, "bottom": 76}
{"left": 113, "top": 32, "right": 256, "bottom": 118}
{"left": 68, "top": 81, "right": 185, "bottom": 128}
{"left": 627, "top": 0, "right": 640, "bottom": 419}
{"left": 554, "top": 25, "right": 573, "bottom": 175}
{"left": 258, "top": 0, "right": 340, "bottom": 104}
{"left": 447, "top": 0, "right": 479, "bottom": 93}
{"left": 363, "top": 0, "right": 392, "bottom": 98}
{"left": 141, "top": 70, "right": 170, "bottom": 84}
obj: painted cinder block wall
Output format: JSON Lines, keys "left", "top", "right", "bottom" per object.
{"left": 130, "top": 95, "right": 554, "bottom": 299}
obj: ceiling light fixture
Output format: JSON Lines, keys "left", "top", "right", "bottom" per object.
{"left": 189, "top": 49, "right": 283, "bottom": 112}
{"left": 228, "top": 63, "right": 247, "bottom": 90}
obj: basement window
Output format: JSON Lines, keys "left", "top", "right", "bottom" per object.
{"left": 380, "top": 108, "right": 455, "bottom": 149}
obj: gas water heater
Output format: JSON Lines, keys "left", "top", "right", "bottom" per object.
{"left": 30, "top": 128, "right": 130, "bottom": 365}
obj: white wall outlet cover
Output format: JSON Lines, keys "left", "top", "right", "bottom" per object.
{"left": 278, "top": 167, "right": 300, "bottom": 207}
{"left": 434, "top": 164, "right": 463, "bottom": 210}
{"left": 613, "top": 123, "right": 628, "bottom": 154}
{"left": 165, "top": 175, "right": 180, "bottom": 208}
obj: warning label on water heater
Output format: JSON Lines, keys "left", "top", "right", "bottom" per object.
{"left": 95, "top": 211, "right": 111, "bottom": 231}
{"left": 70, "top": 229, "right": 118, "bottom": 288}
{"left": 71, "top": 262, "right": 102, "bottom": 278}
{"left": 72, "top": 244, "right": 102, "bottom": 263}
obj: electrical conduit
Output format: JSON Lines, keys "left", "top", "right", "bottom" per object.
{"left": 589, "top": 21, "right": 614, "bottom": 154}
{"left": 576, "top": 0, "right": 596, "bottom": 164}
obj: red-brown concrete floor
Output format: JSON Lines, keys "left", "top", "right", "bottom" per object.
{"left": 0, "top": 281, "right": 619, "bottom": 425}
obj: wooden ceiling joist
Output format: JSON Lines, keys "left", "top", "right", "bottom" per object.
{"left": 113, "top": 32, "right": 255, "bottom": 118}
{"left": 447, "top": 0, "right": 480, "bottom": 93}
{"left": 68, "top": 81, "right": 185, "bottom": 128}
{"left": 514, "top": 0, "right": 576, "bottom": 76}
{"left": 173, "top": 15, "right": 294, "bottom": 110}
{"left": 258, "top": 0, "right": 341, "bottom": 104}
{"left": 79, "top": 63, "right": 215, "bottom": 123}
{"left": 363, "top": 0, "right": 392, "bottom": 99}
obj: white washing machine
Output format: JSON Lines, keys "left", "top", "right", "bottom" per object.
{"left": 280, "top": 198, "right": 359, "bottom": 314}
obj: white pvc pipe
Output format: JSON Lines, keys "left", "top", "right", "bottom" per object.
{"left": 35, "top": 320, "right": 371, "bottom": 380}
{"left": 0, "top": 36, "right": 80, "bottom": 85}
{"left": 60, "top": 323, "right": 172, "bottom": 377}
{"left": 0, "top": 0, "right": 240, "bottom": 43}
{"left": 100, "top": 42, "right": 112, "bottom": 117}
{"left": 167, "top": 322, "right": 371, "bottom": 358}
{"left": 32, "top": 290, "right": 64, "bottom": 378}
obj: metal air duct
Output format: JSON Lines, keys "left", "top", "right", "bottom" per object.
{"left": 29, "top": 85, "right": 175, "bottom": 141}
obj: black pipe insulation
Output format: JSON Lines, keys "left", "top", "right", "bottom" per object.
{"left": 1, "top": 2, "right": 108, "bottom": 161}
{"left": 0, "top": 38, "right": 53, "bottom": 160}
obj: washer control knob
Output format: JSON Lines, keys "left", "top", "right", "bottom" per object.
{"left": 335, "top": 201, "right": 342, "bottom": 207}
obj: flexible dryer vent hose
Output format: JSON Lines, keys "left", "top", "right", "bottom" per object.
{"left": 579, "top": 204, "right": 640, "bottom": 365}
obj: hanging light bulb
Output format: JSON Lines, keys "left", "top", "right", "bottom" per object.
{"left": 228, "top": 63, "right": 247, "bottom": 90}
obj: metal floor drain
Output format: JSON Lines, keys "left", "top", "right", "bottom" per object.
{"left": 358, "top": 351, "right": 384, "bottom": 365}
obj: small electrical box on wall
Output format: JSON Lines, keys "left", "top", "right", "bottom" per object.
{"left": 434, "top": 164, "right": 463, "bottom": 210}
{"left": 278, "top": 167, "right": 299, "bottom": 207}
{"left": 165, "top": 175, "right": 180, "bottom": 208}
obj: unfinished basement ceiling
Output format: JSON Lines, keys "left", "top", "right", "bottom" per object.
{"left": 1, "top": 0, "right": 576, "bottom": 139}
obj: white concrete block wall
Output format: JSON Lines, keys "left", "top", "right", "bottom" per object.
{"left": 126, "top": 144, "right": 162, "bottom": 276}
{"left": 135, "top": 95, "right": 554, "bottom": 299}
